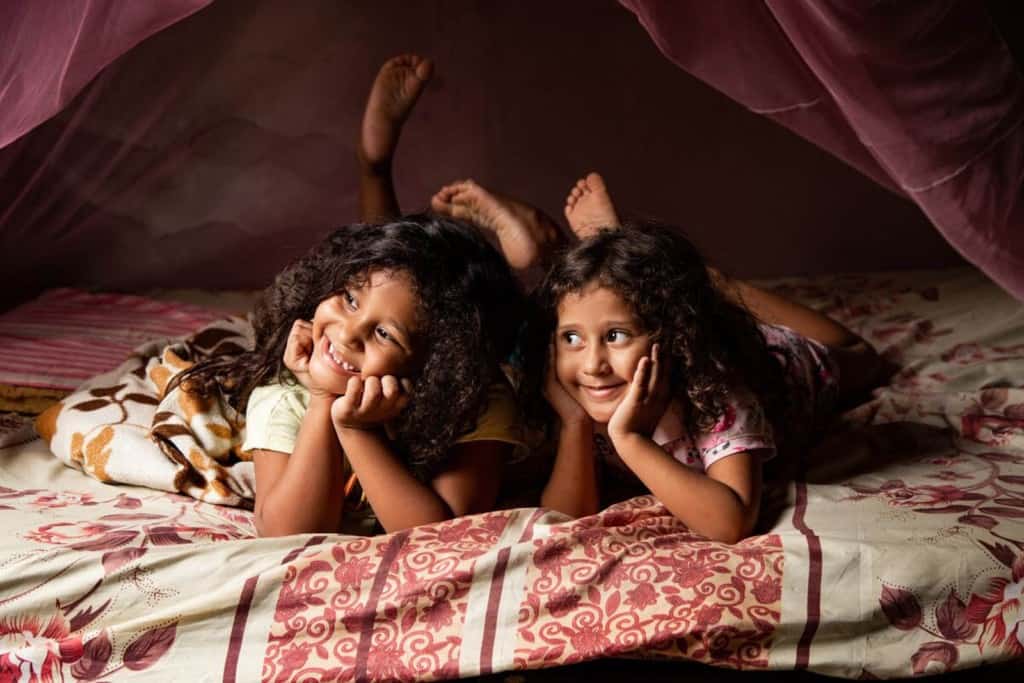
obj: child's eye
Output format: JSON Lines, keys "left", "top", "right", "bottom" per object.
{"left": 561, "top": 331, "right": 582, "bottom": 346}
{"left": 342, "top": 291, "right": 356, "bottom": 308}
{"left": 607, "top": 329, "right": 630, "bottom": 343}
{"left": 375, "top": 326, "right": 391, "bottom": 342}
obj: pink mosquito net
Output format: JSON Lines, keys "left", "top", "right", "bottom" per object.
{"left": 0, "top": 0, "right": 1019, "bottom": 305}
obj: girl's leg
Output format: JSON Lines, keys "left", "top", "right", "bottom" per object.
{"left": 358, "top": 55, "right": 433, "bottom": 221}
{"left": 430, "top": 180, "right": 563, "bottom": 287}
{"left": 713, "top": 271, "right": 892, "bottom": 404}
{"left": 711, "top": 271, "right": 859, "bottom": 348}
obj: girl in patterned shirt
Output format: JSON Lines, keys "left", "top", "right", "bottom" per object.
{"left": 524, "top": 173, "right": 888, "bottom": 543}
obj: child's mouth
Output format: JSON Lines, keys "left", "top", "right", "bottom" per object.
{"left": 324, "top": 338, "right": 360, "bottom": 375}
{"left": 580, "top": 382, "right": 625, "bottom": 401}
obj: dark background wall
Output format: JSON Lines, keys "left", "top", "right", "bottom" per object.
{"left": 0, "top": 0, "right": 965, "bottom": 308}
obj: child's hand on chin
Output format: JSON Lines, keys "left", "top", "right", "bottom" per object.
{"left": 607, "top": 344, "right": 669, "bottom": 446}
{"left": 331, "top": 375, "right": 413, "bottom": 431}
{"left": 283, "top": 319, "right": 332, "bottom": 396}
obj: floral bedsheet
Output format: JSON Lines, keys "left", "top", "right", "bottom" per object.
{"left": 1, "top": 267, "right": 1022, "bottom": 681}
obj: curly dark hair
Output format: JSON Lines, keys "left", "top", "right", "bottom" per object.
{"left": 174, "top": 214, "right": 523, "bottom": 477}
{"left": 522, "top": 222, "right": 787, "bottom": 441}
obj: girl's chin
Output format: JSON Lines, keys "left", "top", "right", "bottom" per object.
{"left": 584, "top": 408, "right": 615, "bottom": 424}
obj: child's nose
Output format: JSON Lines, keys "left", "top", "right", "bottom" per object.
{"left": 582, "top": 346, "right": 609, "bottom": 375}
{"left": 337, "top": 321, "right": 363, "bottom": 349}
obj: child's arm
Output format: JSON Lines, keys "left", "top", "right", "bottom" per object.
{"left": 252, "top": 394, "right": 348, "bottom": 536}
{"left": 609, "top": 434, "right": 761, "bottom": 543}
{"left": 539, "top": 357, "right": 601, "bottom": 517}
{"left": 338, "top": 428, "right": 506, "bottom": 531}
{"left": 541, "top": 420, "right": 600, "bottom": 518}
{"left": 252, "top": 320, "right": 349, "bottom": 536}
{"left": 607, "top": 345, "right": 762, "bottom": 543}
{"left": 334, "top": 376, "right": 509, "bottom": 532}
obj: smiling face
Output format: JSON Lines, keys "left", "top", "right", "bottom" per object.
{"left": 554, "top": 282, "right": 653, "bottom": 424}
{"left": 307, "top": 269, "right": 421, "bottom": 395}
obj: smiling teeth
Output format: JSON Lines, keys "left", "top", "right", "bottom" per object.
{"left": 328, "top": 342, "right": 359, "bottom": 373}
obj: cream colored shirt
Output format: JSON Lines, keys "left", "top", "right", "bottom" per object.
{"left": 242, "top": 375, "right": 524, "bottom": 455}
{"left": 242, "top": 374, "right": 523, "bottom": 535}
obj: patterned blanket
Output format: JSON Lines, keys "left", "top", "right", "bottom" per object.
{"left": 2, "top": 267, "right": 1023, "bottom": 680}
{"left": 34, "top": 316, "right": 256, "bottom": 506}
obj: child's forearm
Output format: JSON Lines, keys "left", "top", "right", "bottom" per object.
{"left": 336, "top": 426, "right": 455, "bottom": 533}
{"left": 256, "top": 396, "right": 347, "bottom": 536}
{"left": 540, "top": 421, "right": 600, "bottom": 518}
{"left": 614, "top": 434, "right": 758, "bottom": 543}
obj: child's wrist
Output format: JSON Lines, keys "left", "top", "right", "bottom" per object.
{"left": 608, "top": 429, "right": 651, "bottom": 454}
{"left": 335, "top": 422, "right": 387, "bottom": 440}
{"left": 308, "top": 391, "right": 336, "bottom": 406}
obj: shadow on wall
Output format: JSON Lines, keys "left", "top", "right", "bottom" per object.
{"left": 0, "top": 0, "right": 963, "bottom": 307}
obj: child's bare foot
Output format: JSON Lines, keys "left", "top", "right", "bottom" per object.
{"left": 431, "top": 180, "right": 560, "bottom": 273}
{"left": 360, "top": 54, "right": 433, "bottom": 169}
{"left": 564, "top": 172, "right": 620, "bottom": 238}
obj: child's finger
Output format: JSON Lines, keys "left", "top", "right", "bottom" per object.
{"left": 340, "top": 376, "right": 362, "bottom": 408}
{"left": 380, "top": 375, "right": 400, "bottom": 401}
{"left": 647, "top": 343, "right": 660, "bottom": 397}
{"left": 627, "top": 357, "right": 649, "bottom": 404}
{"left": 360, "top": 376, "right": 383, "bottom": 413}
{"left": 639, "top": 357, "right": 653, "bottom": 402}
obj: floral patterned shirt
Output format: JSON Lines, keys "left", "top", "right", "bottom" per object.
{"left": 598, "top": 323, "right": 839, "bottom": 475}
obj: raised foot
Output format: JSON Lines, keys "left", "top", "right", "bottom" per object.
{"left": 564, "top": 171, "right": 620, "bottom": 238}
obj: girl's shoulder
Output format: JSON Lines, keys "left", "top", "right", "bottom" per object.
{"left": 247, "top": 372, "right": 307, "bottom": 413}
{"left": 455, "top": 378, "right": 525, "bottom": 448}
{"left": 655, "top": 392, "right": 777, "bottom": 471}
{"left": 242, "top": 373, "right": 310, "bottom": 455}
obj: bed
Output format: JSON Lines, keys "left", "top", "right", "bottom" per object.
{"left": 1, "top": 266, "right": 1023, "bottom": 681}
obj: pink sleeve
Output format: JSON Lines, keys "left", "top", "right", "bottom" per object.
{"left": 693, "top": 388, "right": 776, "bottom": 470}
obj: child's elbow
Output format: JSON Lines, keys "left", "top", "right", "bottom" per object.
{"left": 254, "top": 510, "right": 319, "bottom": 538}
{"left": 254, "top": 514, "right": 290, "bottom": 538}
{"left": 710, "top": 514, "right": 757, "bottom": 544}
{"left": 539, "top": 496, "right": 596, "bottom": 520}
{"left": 708, "top": 526, "right": 747, "bottom": 545}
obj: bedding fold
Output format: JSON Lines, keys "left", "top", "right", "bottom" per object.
{"left": 35, "top": 316, "right": 257, "bottom": 506}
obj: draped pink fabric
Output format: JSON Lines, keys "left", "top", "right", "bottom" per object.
{"left": 620, "top": 0, "right": 1024, "bottom": 301}
{"left": 0, "top": 0, "right": 213, "bottom": 150}
{"left": 0, "top": 0, "right": 991, "bottom": 307}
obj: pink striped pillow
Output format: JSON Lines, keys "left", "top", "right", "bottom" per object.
{"left": 0, "top": 289, "right": 225, "bottom": 391}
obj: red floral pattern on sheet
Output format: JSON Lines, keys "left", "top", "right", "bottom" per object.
{"left": 20, "top": 497, "right": 253, "bottom": 553}
{"left": 0, "top": 485, "right": 231, "bottom": 682}
{"left": 513, "top": 498, "right": 782, "bottom": 670}
{"left": 6, "top": 269, "right": 1024, "bottom": 680}
{"left": 261, "top": 499, "right": 782, "bottom": 681}
{"left": 823, "top": 272, "right": 1024, "bottom": 675}
{"left": 263, "top": 512, "right": 512, "bottom": 682}
{"left": 0, "top": 613, "right": 83, "bottom": 683}
{"left": 875, "top": 552, "right": 1024, "bottom": 675}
